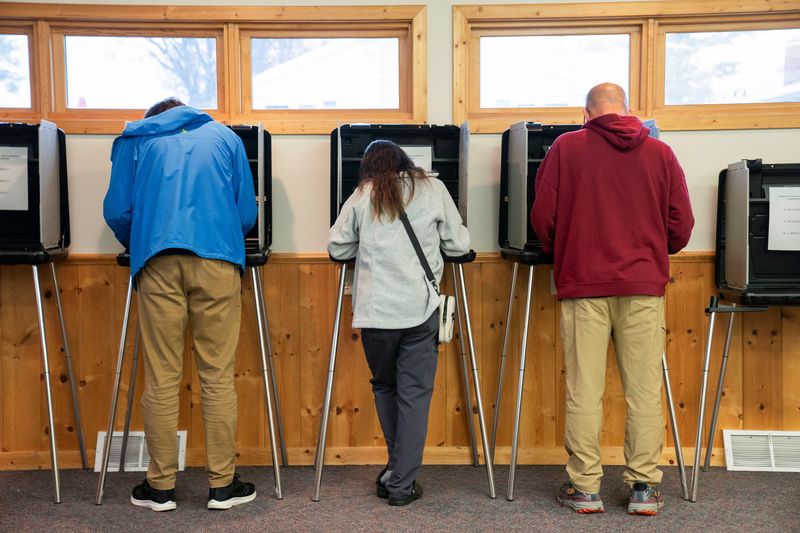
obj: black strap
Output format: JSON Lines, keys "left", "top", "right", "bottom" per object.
{"left": 399, "top": 211, "right": 440, "bottom": 295}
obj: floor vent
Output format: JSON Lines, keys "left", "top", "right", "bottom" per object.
{"left": 93, "top": 431, "right": 187, "bottom": 472}
{"left": 723, "top": 430, "right": 800, "bottom": 472}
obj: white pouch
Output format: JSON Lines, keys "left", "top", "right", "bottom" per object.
{"left": 438, "top": 294, "right": 456, "bottom": 344}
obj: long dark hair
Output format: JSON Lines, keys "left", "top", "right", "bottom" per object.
{"left": 358, "top": 140, "right": 429, "bottom": 221}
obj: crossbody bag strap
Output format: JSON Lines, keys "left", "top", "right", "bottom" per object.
{"left": 399, "top": 210, "right": 440, "bottom": 295}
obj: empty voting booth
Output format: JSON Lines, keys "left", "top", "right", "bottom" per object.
{"left": 0, "top": 120, "right": 87, "bottom": 503}
{"left": 691, "top": 159, "right": 800, "bottom": 501}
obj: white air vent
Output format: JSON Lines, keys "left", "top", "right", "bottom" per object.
{"left": 94, "top": 431, "right": 187, "bottom": 472}
{"left": 724, "top": 430, "right": 800, "bottom": 472}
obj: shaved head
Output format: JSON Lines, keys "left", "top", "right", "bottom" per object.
{"left": 584, "top": 83, "right": 629, "bottom": 119}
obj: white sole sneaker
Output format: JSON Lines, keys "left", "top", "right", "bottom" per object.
{"left": 207, "top": 490, "right": 257, "bottom": 510}
{"left": 130, "top": 495, "right": 177, "bottom": 512}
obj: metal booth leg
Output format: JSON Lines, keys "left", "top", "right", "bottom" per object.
{"left": 33, "top": 265, "right": 61, "bottom": 503}
{"left": 251, "top": 267, "right": 283, "bottom": 499}
{"left": 662, "top": 351, "right": 689, "bottom": 501}
{"left": 456, "top": 264, "right": 497, "bottom": 499}
{"left": 704, "top": 307, "right": 736, "bottom": 472}
{"left": 253, "top": 267, "right": 288, "bottom": 467}
{"left": 312, "top": 263, "right": 347, "bottom": 502}
{"left": 507, "top": 265, "right": 535, "bottom": 501}
{"left": 49, "top": 262, "right": 88, "bottom": 469}
{"left": 95, "top": 276, "right": 134, "bottom": 505}
{"left": 491, "top": 261, "right": 518, "bottom": 459}
{"left": 690, "top": 297, "right": 718, "bottom": 502}
{"left": 119, "top": 325, "right": 141, "bottom": 473}
{"left": 452, "top": 263, "right": 479, "bottom": 467}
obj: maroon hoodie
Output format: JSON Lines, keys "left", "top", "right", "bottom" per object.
{"left": 530, "top": 114, "right": 694, "bottom": 299}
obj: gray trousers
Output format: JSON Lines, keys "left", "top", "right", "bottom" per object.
{"left": 361, "top": 312, "right": 439, "bottom": 497}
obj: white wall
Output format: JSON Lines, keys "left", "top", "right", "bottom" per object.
{"left": 16, "top": 0, "right": 800, "bottom": 253}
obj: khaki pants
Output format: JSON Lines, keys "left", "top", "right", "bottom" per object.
{"left": 560, "top": 296, "right": 665, "bottom": 493}
{"left": 137, "top": 255, "right": 242, "bottom": 490}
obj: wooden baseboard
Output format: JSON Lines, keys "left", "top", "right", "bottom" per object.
{"left": 0, "top": 446, "right": 725, "bottom": 470}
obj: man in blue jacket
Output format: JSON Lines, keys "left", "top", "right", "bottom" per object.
{"left": 104, "top": 98, "right": 258, "bottom": 512}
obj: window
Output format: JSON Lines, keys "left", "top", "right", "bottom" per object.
{"left": 665, "top": 29, "right": 800, "bottom": 105}
{"left": 63, "top": 35, "right": 218, "bottom": 110}
{"left": 0, "top": 32, "right": 32, "bottom": 109}
{"left": 0, "top": 4, "right": 426, "bottom": 134}
{"left": 455, "top": 3, "right": 800, "bottom": 132}
{"left": 238, "top": 17, "right": 424, "bottom": 133}
{"left": 479, "top": 34, "right": 630, "bottom": 109}
{"left": 250, "top": 37, "right": 399, "bottom": 110}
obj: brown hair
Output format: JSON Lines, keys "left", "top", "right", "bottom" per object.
{"left": 144, "top": 97, "right": 185, "bottom": 118}
{"left": 358, "top": 140, "right": 429, "bottom": 221}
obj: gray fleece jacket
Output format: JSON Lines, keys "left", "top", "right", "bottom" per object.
{"left": 327, "top": 176, "right": 470, "bottom": 329}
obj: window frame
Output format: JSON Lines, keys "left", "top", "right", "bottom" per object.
{"left": 0, "top": 3, "right": 427, "bottom": 134}
{"left": 237, "top": 23, "right": 417, "bottom": 132}
{"left": 454, "top": 1, "right": 800, "bottom": 132}
{"left": 465, "top": 23, "right": 644, "bottom": 130}
{"left": 48, "top": 22, "right": 228, "bottom": 131}
{"left": 654, "top": 17, "right": 800, "bottom": 130}
{"left": 0, "top": 22, "right": 39, "bottom": 121}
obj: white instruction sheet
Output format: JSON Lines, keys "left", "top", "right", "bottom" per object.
{"left": 768, "top": 186, "right": 800, "bottom": 251}
{"left": 400, "top": 146, "right": 432, "bottom": 172}
{"left": 0, "top": 146, "right": 29, "bottom": 211}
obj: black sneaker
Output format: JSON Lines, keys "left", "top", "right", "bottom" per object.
{"left": 376, "top": 467, "right": 390, "bottom": 498}
{"left": 208, "top": 473, "right": 257, "bottom": 510}
{"left": 388, "top": 481, "right": 423, "bottom": 507}
{"left": 130, "top": 480, "right": 176, "bottom": 512}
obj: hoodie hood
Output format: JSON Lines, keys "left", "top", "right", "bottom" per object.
{"left": 584, "top": 113, "right": 649, "bottom": 151}
{"left": 121, "top": 105, "right": 213, "bottom": 138}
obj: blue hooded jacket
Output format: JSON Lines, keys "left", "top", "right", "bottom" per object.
{"left": 103, "top": 106, "right": 257, "bottom": 279}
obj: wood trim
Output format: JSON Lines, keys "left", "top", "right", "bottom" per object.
{"left": 59, "top": 251, "right": 715, "bottom": 266}
{"left": 0, "top": 446, "right": 724, "bottom": 470}
{"left": 453, "top": 2, "right": 800, "bottom": 133}
{"left": 453, "top": 1, "right": 800, "bottom": 21}
{"left": 0, "top": 4, "right": 427, "bottom": 23}
{"left": 1, "top": 4, "right": 427, "bottom": 134}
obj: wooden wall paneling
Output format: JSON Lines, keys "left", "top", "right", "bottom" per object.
{"left": 265, "top": 263, "right": 301, "bottom": 454}
{"left": 492, "top": 262, "right": 528, "bottom": 459}
{"left": 77, "top": 263, "right": 117, "bottom": 465}
{"left": 478, "top": 261, "right": 513, "bottom": 453}
{"left": 0, "top": 266, "right": 43, "bottom": 464}
{"left": 782, "top": 307, "right": 800, "bottom": 429}
{"left": 526, "top": 265, "right": 558, "bottom": 448}
{"left": 237, "top": 269, "right": 267, "bottom": 457}
{"left": 299, "top": 264, "right": 333, "bottom": 459}
{"left": 664, "top": 260, "right": 712, "bottom": 459}
{"left": 703, "top": 263, "right": 744, "bottom": 454}
{"left": 742, "top": 307, "right": 784, "bottom": 430}
{"left": 443, "top": 265, "right": 469, "bottom": 451}
{"left": 45, "top": 264, "right": 83, "bottom": 456}
{"left": 464, "top": 261, "right": 487, "bottom": 458}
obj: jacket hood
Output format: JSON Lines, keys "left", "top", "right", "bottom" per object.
{"left": 584, "top": 113, "right": 649, "bottom": 151}
{"left": 120, "top": 106, "right": 213, "bottom": 138}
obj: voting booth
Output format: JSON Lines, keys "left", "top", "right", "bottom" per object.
{"left": 498, "top": 122, "right": 579, "bottom": 252}
{"left": 493, "top": 120, "right": 688, "bottom": 501}
{"left": 690, "top": 159, "right": 800, "bottom": 501}
{"left": 313, "top": 123, "right": 496, "bottom": 502}
{"left": 0, "top": 120, "right": 86, "bottom": 503}
{"left": 95, "top": 124, "right": 286, "bottom": 505}
{"left": 330, "top": 123, "right": 469, "bottom": 225}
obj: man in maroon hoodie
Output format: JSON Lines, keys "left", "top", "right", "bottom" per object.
{"left": 531, "top": 83, "right": 694, "bottom": 516}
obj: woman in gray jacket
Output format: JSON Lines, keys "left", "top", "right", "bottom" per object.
{"left": 328, "top": 140, "right": 470, "bottom": 506}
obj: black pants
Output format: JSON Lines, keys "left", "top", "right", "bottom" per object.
{"left": 361, "top": 312, "right": 439, "bottom": 497}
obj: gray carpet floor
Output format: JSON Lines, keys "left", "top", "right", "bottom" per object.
{"left": 0, "top": 465, "right": 797, "bottom": 532}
